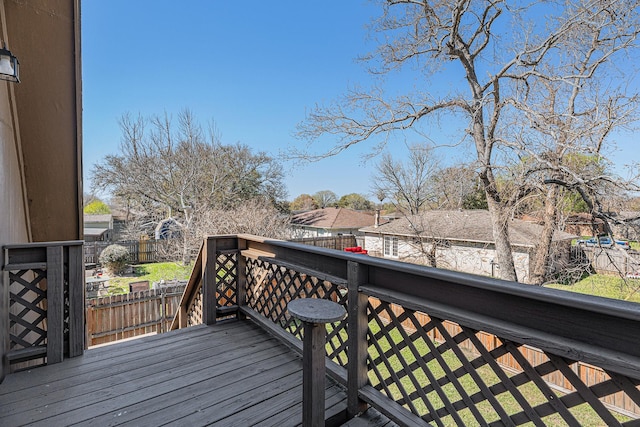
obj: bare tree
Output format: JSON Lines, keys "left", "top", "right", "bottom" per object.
{"left": 432, "top": 164, "right": 487, "bottom": 210}
{"left": 372, "top": 144, "right": 440, "bottom": 214}
{"left": 312, "top": 190, "right": 338, "bottom": 208}
{"left": 506, "top": 46, "right": 640, "bottom": 284}
{"left": 298, "top": 0, "right": 640, "bottom": 282}
{"left": 92, "top": 109, "right": 287, "bottom": 263}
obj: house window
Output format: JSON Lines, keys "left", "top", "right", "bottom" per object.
{"left": 383, "top": 236, "right": 398, "bottom": 258}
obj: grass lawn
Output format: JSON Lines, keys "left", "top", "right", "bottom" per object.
{"left": 546, "top": 274, "right": 640, "bottom": 303}
{"left": 105, "top": 262, "right": 193, "bottom": 295}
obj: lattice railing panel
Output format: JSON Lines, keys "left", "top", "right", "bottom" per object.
{"left": 186, "top": 287, "right": 203, "bottom": 327}
{"left": 245, "top": 257, "right": 349, "bottom": 366}
{"left": 216, "top": 252, "right": 237, "bottom": 308}
{"left": 8, "top": 269, "right": 48, "bottom": 351}
{"left": 367, "top": 298, "right": 640, "bottom": 426}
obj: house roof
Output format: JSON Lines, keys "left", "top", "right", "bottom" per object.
{"left": 291, "top": 208, "right": 376, "bottom": 230}
{"left": 84, "top": 227, "right": 108, "bottom": 237}
{"left": 360, "top": 210, "right": 576, "bottom": 247}
{"left": 83, "top": 214, "right": 112, "bottom": 224}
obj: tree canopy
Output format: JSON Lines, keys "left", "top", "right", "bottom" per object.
{"left": 312, "top": 190, "right": 338, "bottom": 208}
{"left": 83, "top": 199, "right": 111, "bottom": 215}
{"left": 290, "top": 194, "right": 319, "bottom": 211}
{"left": 337, "top": 193, "right": 374, "bottom": 211}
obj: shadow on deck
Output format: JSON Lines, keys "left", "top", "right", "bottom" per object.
{"left": 0, "top": 321, "right": 351, "bottom": 426}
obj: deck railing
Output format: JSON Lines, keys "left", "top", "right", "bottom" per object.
{"left": 1, "top": 241, "right": 84, "bottom": 381}
{"left": 173, "top": 234, "right": 640, "bottom": 426}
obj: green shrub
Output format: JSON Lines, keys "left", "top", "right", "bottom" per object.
{"left": 99, "top": 244, "right": 130, "bottom": 274}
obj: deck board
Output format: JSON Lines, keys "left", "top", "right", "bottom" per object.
{"left": 0, "top": 320, "right": 347, "bottom": 427}
{"left": 0, "top": 324, "right": 269, "bottom": 411}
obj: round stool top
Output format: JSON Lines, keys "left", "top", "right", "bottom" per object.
{"left": 288, "top": 298, "right": 347, "bottom": 324}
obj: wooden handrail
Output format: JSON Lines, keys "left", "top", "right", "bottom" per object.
{"left": 170, "top": 243, "right": 203, "bottom": 330}
{"left": 173, "top": 234, "right": 640, "bottom": 424}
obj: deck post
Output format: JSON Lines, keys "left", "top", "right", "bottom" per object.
{"left": 68, "top": 243, "right": 85, "bottom": 355}
{"left": 347, "top": 260, "right": 369, "bottom": 418}
{"left": 202, "top": 237, "right": 217, "bottom": 325}
{"left": 1, "top": 250, "right": 8, "bottom": 382}
{"left": 46, "top": 246, "right": 64, "bottom": 364}
{"left": 288, "top": 298, "right": 346, "bottom": 427}
{"left": 236, "top": 237, "right": 247, "bottom": 320}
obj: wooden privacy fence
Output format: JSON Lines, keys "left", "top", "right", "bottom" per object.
{"left": 292, "top": 235, "right": 359, "bottom": 251}
{"left": 84, "top": 239, "right": 167, "bottom": 265}
{"left": 86, "top": 284, "right": 185, "bottom": 346}
{"left": 573, "top": 246, "right": 640, "bottom": 276}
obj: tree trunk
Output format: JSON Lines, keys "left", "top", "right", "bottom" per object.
{"left": 485, "top": 195, "right": 518, "bottom": 282}
{"left": 531, "top": 184, "right": 559, "bottom": 285}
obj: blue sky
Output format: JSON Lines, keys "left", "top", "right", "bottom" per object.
{"left": 82, "top": 1, "right": 388, "bottom": 200}
{"left": 82, "top": 1, "right": 639, "bottom": 202}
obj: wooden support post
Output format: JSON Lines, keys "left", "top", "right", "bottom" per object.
{"left": 1, "top": 251, "right": 8, "bottom": 381}
{"left": 303, "top": 322, "right": 325, "bottom": 427}
{"left": 347, "top": 260, "right": 369, "bottom": 418}
{"left": 47, "top": 246, "right": 64, "bottom": 364}
{"left": 236, "top": 237, "right": 247, "bottom": 320}
{"left": 68, "top": 244, "right": 84, "bottom": 355}
{"left": 178, "top": 301, "right": 187, "bottom": 329}
{"left": 288, "top": 298, "right": 346, "bottom": 427}
{"left": 202, "top": 237, "right": 217, "bottom": 325}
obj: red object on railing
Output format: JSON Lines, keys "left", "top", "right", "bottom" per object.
{"left": 345, "top": 246, "right": 368, "bottom": 255}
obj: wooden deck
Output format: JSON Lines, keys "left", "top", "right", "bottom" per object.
{"left": 0, "top": 320, "right": 349, "bottom": 426}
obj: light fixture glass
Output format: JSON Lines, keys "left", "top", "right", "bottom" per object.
{"left": 0, "top": 45, "right": 19, "bottom": 83}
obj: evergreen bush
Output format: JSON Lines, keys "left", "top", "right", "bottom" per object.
{"left": 99, "top": 244, "right": 130, "bottom": 274}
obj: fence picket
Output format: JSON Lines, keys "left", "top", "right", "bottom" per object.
{"left": 86, "top": 285, "right": 185, "bottom": 346}
{"left": 84, "top": 239, "right": 168, "bottom": 265}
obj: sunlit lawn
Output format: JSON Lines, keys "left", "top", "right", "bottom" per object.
{"left": 546, "top": 274, "right": 640, "bottom": 303}
{"left": 105, "top": 262, "right": 193, "bottom": 295}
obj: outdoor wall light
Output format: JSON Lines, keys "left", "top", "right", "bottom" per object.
{"left": 0, "top": 44, "right": 19, "bottom": 83}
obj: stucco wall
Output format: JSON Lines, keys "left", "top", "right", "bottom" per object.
{"left": 364, "top": 234, "right": 532, "bottom": 282}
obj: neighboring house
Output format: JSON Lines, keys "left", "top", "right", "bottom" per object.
{"left": 562, "top": 213, "right": 605, "bottom": 237}
{"left": 83, "top": 214, "right": 113, "bottom": 242}
{"left": 290, "top": 207, "right": 377, "bottom": 238}
{"left": 361, "top": 210, "right": 576, "bottom": 284}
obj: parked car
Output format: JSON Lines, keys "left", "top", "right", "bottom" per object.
{"left": 577, "top": 236, "right": 630, "bottom": 250}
